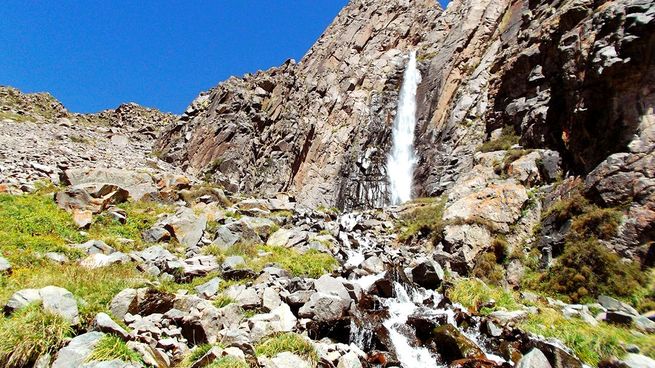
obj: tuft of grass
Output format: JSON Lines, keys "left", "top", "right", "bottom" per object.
{"left": 248, "top": 246, "right": 337, "bottom": 278}
{"left": 187, "top": 343, "right": 213, "bottom": 363}
{"left": 207, "top": 356, "right": 249, "bottom": 368}
{"left": 213, "top": 294, "right": 236, "bottom": 308}
{"left": 0, "top": 304, "right": 73, "bottom": 367}
{"left": 255, "top": 332, "right": 318, "bottom": 362}
{"left": 569, "top": 207, "right": 622, "bottom": 241}
{"left": 86, "top": 335, "right": 142, "bottom": 364}
{"left": 396, "top": 196, "right": 446, "bottom": 243}
{"left": 479, "top": 125, "right": 520, "bottom": 152}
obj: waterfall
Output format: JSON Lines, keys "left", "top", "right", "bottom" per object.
{"left": 387, "top": 50, "right": 421, "bottom": 205}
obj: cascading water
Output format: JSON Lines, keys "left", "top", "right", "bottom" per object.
{"left": 387, "top": 50, "right": 421, "bottom": 205}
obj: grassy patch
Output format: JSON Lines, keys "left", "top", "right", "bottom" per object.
{"left": 248, "top": 246, "right": 338, "bottom": 278}
{"left": 0, "top": 263, "right": 145, "bottom": 325}
{"left": 0, "top": 304, "right": 72, "bottom": 367}
{"left": 448, "top": 279, "right": 520, "bottom": 313}
{"left": 0, "top": 193, "right": 86, "bottom": 266}
{"left": 86, "top": 335, "right": 142, "bottom": 364}
{"left": 207, "top": 356, "right": 249, "bottom": 368}
{"left": 255, "top": 332, "right": 318, "bottom": 362}
{"left": 519, "top": 308, "right": 655, "bottom": 366}
{"left": 87, "top": 200, "right": 172, "bottom": 251}
{"left": 396, "top": 196, "right": 446, "bottom": 243}
{"left": 449, "top": 278, "right": 655, "bottom": 366}
{"left": 479, "top": 125, "right": 520, "bottom": 152}
{"left": 471, "top": 253, "right": 505, "bottom": 286}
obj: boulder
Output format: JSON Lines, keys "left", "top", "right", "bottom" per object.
{"left": 622, "top": 353, "right": 655, "bottom": 368}
{"left": 262, "top": 352, "right": 312, "bottom": 368}
{"left": 516, "top": 349, "right": 552, "bottom": 368}
{"left": 110, "top": 288, "right": 138, "bottom": 320}
{"left": 92, "top": 312, "right": 130, "bottom": 340}
{"left": 73, "top": 239, "right": 116, "bottom": 255}
{"left": 61, "top": 167, "right": 157, "bottom": 201}
{"left": 162, "top": 207, "right": 207, "bottom": 249}
{"left": 6, "top": 286, "right": 79, "bottom": 324}
{"left": 195, "top": 277, "right": 222, "bottom": 299}
{"left": 0, "top": 256, "right": 11, "bottom": 274}
{"left": 314, "top": 275, "right": 351, "bottom": 301}
{"left": 298, "top": 292, "right": 350, "bottom": 322}
{"left": 411, "top": 260, "right": 444, "bottom": 289}
{"left": 432, "top": 324, "right": 484, "bottom": 362}
{"left": 337, "top": 352, "right": 363, "bottom": 368}
{"left": 80, "top": 359, "right": 142, "bottom": 368}
{"left": 52, "top": 331, "right": 104, "bottom": 368}
{"left": 267, "top": 228, "right": 309, "bottom": 248}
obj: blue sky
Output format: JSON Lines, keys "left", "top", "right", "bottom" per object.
{"left": 1, "top": 1, "right": 448, "bottom": 114}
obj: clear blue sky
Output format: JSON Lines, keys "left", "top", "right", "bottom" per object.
{"left": 1, "top": 1, "right": 448, "bottom": 114}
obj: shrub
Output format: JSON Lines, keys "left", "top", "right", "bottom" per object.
{"left": 479, "top": 125, "right": 520, "bottom": 152}
{"left": 255, "top": 332, "right": 317, "bottom": 362}
{"left": 0, "top": 304, "right": 72, "bottom": 367}
{"left": 542, "top": 192, "right": 590, "bottom": 225}
{"left": 537, "top": 238, "right": 645, "bottom": 303}
{"left": 396, "top": 197, "right": 446, "bottom": 243}
{"left": 471, "top": 252, "right": 505, "bottom": 286}
{"left": 569, "top": 207, "right": 622, "bottom": 241}
{"left": 86, "top": 335, "right": 142, "bottom": 364}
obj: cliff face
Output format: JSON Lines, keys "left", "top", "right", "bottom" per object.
{"left": 156, "top": 0, "right": 654, "bottom": 254}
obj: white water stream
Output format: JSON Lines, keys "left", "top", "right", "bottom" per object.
{"left": 387, "top": 50, "right": 421, "bottom": 205}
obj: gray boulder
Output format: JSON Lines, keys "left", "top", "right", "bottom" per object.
{"left": 52, "top": 331, "right": 105, "bottom": 368}
{"left": 195, "top": 277, "right": 221, "bottom": 299}
{"left": 110, "top": 288, "right": 138, "bottom": 320}
{"left": 92, "top": 312, "right": 130, "bottom": 340}
{"left": 622, "top": 353, "right": 655, "bottom": 368}
{"left": 298, "top": 292, "right": 350, "bottom": 322}
{"left": 6, "top": 286, "right": 79, "bottom": 324}
{"left": 0, "top": 256, "right": 11, "bottom": 274}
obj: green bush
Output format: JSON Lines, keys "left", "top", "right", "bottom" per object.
{"left": 248, "top": 246, "right": 337, "bottom": 278}
{"left": 479, "top": 125, "right": 520, "bottom": 152}
{"left": 207, "top": 356, "right": 249, "bottom": 368}
{"left": 86, "top": 335, "right": 142, "bottom": 364}
{"left": 569, "top": 207, "right": 622, "bottom": 241}
{"left": 471, "top": 252, "right": 505, "bottom": 286}
{"left": 536, "top": 238, "right": 645, "bottom": 303}
{"left": 0, "top": 304, "right": 72, "bottom": 367}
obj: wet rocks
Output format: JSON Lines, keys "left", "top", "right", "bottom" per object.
{"left": 432, "top": 324, "right": 484, "bottom": 362}
{"left": 411, "top": 260, "right": 444, "bottom": 289}
{"left": 516, "top": 349, "right": 552, "bottom": 368}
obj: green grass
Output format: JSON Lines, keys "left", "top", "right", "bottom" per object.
{"left": 187, "top": 343, "right": 213, "bottom": 363}
{"left": 0, "top": 193, "right": 86, "bottom": 267}
{"left": 213, "top": 294, "right": 236, "bottom": 308}
{"left": 448, "top": 278, "right": 655, "bottom": 366}
{"left": 0, "top": 304, "right": 73, "bottom": 367}
{"left": 479, "top": 125, "right": 520, "bottom": 152}
{"left": 86, "top": 335, "right": 142, "bottom": 364}
{"left": 519, "top": 308, "right": 655, "bottom": 366}
{"left": 0, "top": 263, "right": 145, "bottom": 326}
{"left": 207, "top": 356, "right": 249, "bottom": 368}
{"left": 448, "top": 279, "right": 520, "bottom": 313}
{"left": 255, "top": 332, "right": 318, "bottom": 362}
{"left": 247, "top": 246, "right": 338, "bottom": 278}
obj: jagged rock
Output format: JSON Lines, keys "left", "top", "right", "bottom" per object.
{"left": 516, "top": 349, "right": 552, "bottom": 368}
{"left": 110, "top": 288, "right": 138, "bottom": 320}
{"left": 52, "top": 331, "right": 104, "bottom": 368}
{"left": 225, "top": 284, "right": 261, "bottom": 308}
{"left": 195, "top": 277, "right": 221, "bottom": 299}
{"left": 267, "top": 228, "right": 309, "bottom": 248}
{"left": 337, "top": 352, "right": 363, "bottom": 368}
{"left": 598, "top": 295, "right": 640, "bottom": 316}
{"left": 212, "top": 225, "right": 240, "bottom": 250}
{"left": 248, "top": 304, "right": 297, "bottom": 341}
{"left": 80, "top": 360, "right": 142, "bottom": 368}
{"left": 360, "top": 255, "right": 385, "bottom": 274}
{"left": 314, "top": 275, "right": 352, "bottom": 301}
{"left": 161, "top": 207, "right": 207, "bottom": 249}
{"left": 92, "top": 312, "right": 130, "bottom": 340}
{"left": 127, "top": 340, "right": 170, "bottom": 368}
{"left": 222, "top": 255, "right": 246, "bottom": 270}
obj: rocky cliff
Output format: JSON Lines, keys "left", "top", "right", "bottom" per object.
{"left": 156, "top": 0, "right": 654, "bottom": 259}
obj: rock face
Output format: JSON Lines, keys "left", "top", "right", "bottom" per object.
{"left": 153, "top": 0, "right": 654, "bottom": 264}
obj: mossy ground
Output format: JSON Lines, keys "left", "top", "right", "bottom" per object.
{"left": 449, "top": 279, "right": 655, "bottom": 366}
